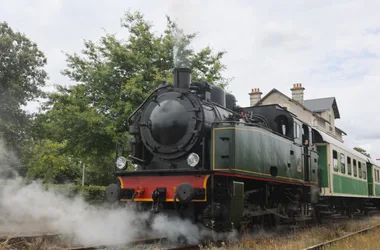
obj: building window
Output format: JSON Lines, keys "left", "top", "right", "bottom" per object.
{"left": 358, "top": 162, "right": 362, "bottom": 179}
{"left": 347, "top": 157, "right": 352, "bottom": 175}
{"left": 333, "top": 150, "right": 338, "bottom": 172}
{"left": 340, "top": 153, "right": 345, "bottom": 174}
{"left": 353, "top": 159, "right": 357, "bottom": 177}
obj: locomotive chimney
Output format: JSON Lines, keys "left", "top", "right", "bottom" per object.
{"left": 173, "top": 68, "right": 191, "bottom": 90}
{"left": 249, "top": 88, "right": 262, "bottom": 106}
{"left": 291, "top": 83, "right": 305, "bottom": 105}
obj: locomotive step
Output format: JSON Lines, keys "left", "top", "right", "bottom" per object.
{"left": 315, "top": 204, "right": 330, "bottom": 207}
{"left": 318, "top": 211, "right": 333, "bottom": 215}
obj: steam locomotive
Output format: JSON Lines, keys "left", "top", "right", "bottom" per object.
{"left": 105, "top": 68, "right": 380, "bottom": 231}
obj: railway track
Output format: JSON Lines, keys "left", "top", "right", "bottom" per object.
{"left": 67, "top": 236, "right": 168, "bottom": 250}
{"left": 303, "top": 223, "right": 380, "bottom": 250}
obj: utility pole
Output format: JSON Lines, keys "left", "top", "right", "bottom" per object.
{"left": 82, "top": 162, "right": 85, "bottom": 186}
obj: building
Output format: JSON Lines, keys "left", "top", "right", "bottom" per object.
{"left": 248, "top": 84, "right": 346, "bottom": 142}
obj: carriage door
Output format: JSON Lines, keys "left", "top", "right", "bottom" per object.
{"left": 302, "top": 124, "right": 310, "bottom": 182}
{"left": 367, "top": 162, "right": 373, "bottom": 196}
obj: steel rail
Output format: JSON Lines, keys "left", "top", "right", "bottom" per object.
{"left": 67, "top": 236, "right": 167, "bottom": 250}
{"left": 303, "top": 223, "right": 380, "bottom": 250}
{"left": 166, "top": 245, "right": 201, "bottom": 250}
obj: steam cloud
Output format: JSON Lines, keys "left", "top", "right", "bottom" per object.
{"left": 172, "top": 25, "right": 191, "bottom": 68}
{"left": 0, "top": 139, "right": 237, "bottom": 247}
{"left": 168, "top": 0, "right": 194, "bottom": 69}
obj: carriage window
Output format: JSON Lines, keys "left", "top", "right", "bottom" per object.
{"left": 340, "top": 153, "right": 345, "bottom": 174}
{"left": 358, "top": 162, "right": 362, "bottom": 178}
{"left": 363, "top": 164, "right": 366, "bottom": 180}
{"left": 377, "top": 170, "right": 380, "bottom": 183}
{"left": 353, "top": 160, "right": 357, "bottom": 177}
{"left": 333, "top": 150, "right": 338, "bottom": 172}
{"left": 347, "top": 157, "right": 352, "bottom": 175}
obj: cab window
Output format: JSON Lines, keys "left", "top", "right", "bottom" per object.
{"left": 358, "top": 162, "right": 362, "bottom": 178}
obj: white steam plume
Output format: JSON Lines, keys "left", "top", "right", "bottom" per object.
{"left": 168, "top": 0, "right": 197, "bottom": 69}
{"left": 0, "top": 139, "right": 237, "bottom": 247}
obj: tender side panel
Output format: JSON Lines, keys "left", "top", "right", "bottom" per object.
{"left": 310, "top": 150, "right": 319, "bottom": 184}
{"left": 332, "top": 174, "right": 368, "bottom": 196}
{"left": 213, "top": 126, "right": 309, "bottom": 185}
{"left": 317, "top": 145, "right": 329, "bottom": 187}
{"left": 118, "top": 175, "right": 209, "bottom": 202}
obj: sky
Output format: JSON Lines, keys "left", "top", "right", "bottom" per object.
{"left": 1, "top": 0, "right": 380, "bottom": 158}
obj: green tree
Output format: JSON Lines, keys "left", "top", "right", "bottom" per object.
{"left": 0, "top": 22, "right": 47, "bottom": 159}
{"left": 35, "top": 11, "right": 231, "bottom": 185}
{"left": 24, "top": 139, "right": 81, "bottom": 184}
{"left": 354, "top": 147, "right": 371, "bottom": 158}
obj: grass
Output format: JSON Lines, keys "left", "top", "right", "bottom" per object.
{"left": 201, "top": 215, "right": 380, "bottom": 250}
{"left": 325, "top": 226, "right": 380, "bottom": 250}
{"left": 0, "top": 234, "right": 68, "bottom": 250}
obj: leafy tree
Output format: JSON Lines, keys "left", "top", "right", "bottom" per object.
{"left": 24, "top": 139, "right": 81, "bottom": 184}
{"left": 0, "top": 22, "right": 47, "bottom": 159}
{"left": 36, "top": 11, "right": 231, "bottom": 184}
{"left": 354, "top": 147, "right": 371, "bottom": 158}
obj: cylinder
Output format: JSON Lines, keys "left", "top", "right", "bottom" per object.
{"left": 225, "top": 93, "right": 237, "bottom": 110}
{"left": 211, "top": 85, "right": 226, "bottom": 107}
{"left": 173, "top": 68, "right": 191, "bottom": 89}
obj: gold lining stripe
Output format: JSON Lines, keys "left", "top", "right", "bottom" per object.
{"left": 118, "top": 176, "right": 124, "bottom": 188}
{"left": 214, "top": 168, "right": 303, "bottom": 182}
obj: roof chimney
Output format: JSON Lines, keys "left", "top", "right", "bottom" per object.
{"left": 291, "top": 83, "right": 305, "bottom": 105}
{"left": 249, "top": 88, "right": 262, "bottom": 106}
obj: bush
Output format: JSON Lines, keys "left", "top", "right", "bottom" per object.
{"left": 42, "top": 184, "right": 107, "bottom": 204}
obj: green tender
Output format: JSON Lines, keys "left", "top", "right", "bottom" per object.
{"left": 332, "top": 174, "right": 368, "bottom": 196}
{"left": 213, "top": 126, "right": 318, "bottom": 184}
{"left": 317, "top": 145, "right": 329, "bottom": 187}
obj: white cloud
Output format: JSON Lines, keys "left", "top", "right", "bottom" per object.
{"left": 2, "top": 0, "right": 380, "bottom": 157}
